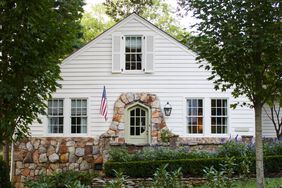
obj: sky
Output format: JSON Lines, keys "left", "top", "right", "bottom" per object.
{"left": 83, "top": 0, "right": 197, "bottom": 32}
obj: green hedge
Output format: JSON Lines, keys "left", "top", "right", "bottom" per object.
{"left": 104, "top": 155, "right": 282, "bottom": 177}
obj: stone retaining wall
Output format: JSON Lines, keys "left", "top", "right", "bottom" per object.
{"left": 12, "top": 136, "right": 112, "bottom": 188}
{"left": 12, "top": 136, "right": 231, "bottom": 187}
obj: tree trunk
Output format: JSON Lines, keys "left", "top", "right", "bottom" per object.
{"left": 255, "top": 104, "right": 265, "bottom": 188}
{"left": 3, "top": 140, "right": 9, "bottom": 163}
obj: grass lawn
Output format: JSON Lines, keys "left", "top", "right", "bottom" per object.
{"left": 195, "top": 178, "right": 282, "bottom": 188}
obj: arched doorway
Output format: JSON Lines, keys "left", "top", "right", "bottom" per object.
{"left": 125, "top": 102, "right": 151, "bottom": 144}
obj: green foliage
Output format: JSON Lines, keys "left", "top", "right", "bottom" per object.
{"left": 0, "top": 0, "right": 84, "bottom": 143}
{"left": 105, "top": 170, "right": 128, "bottom": 188}
{"left": 80, "top": 4, "right": 115, "bottom": 44}
{"left": 104, "top": 157, "right": 222, "bottom": 177}
{"left": 0, "top": 159, "right": 12, "bottom": 188}
{"left": 105, "top": 155, "right": 282, "bottom": 178}
{"left": 217, "top": 140, "right": 255, "bottom": 158}
{"left": 152, "top": 164, "right": 183, "bottom": 188}
{"left": 160, "top": 129, "right": 172, "bottom": 143}
{"left": 264, "top": 141, "right": 282, "bottom": 156}
{"left": 103, "top": 0, "right": 190, "bottom": 43}
{"left": 24, "top": 170, "right": 97, "bottom": 188}
{"left": 203, "top": 157, "right": 236, "bottom": 188}
{"left": 108, "top": 147, "right": 215, "bottom": 162}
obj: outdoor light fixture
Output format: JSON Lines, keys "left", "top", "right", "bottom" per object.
{"left": 164, "top": 102, "right": 172, "bottom": 116}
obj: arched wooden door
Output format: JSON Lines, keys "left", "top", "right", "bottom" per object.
{"left": 125, "top": 103, "right": 150, "bottom": 144}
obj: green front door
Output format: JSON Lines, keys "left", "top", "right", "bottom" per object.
{"left": 125, "top": 104, "right": 149, "bottom": 144}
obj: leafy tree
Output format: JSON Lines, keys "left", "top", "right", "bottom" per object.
{"left": 0, "top": 0, "right": 84, "bottom": 153}
{"left": 178, "top": 0, "right": 282, "bottom": 187}
{"left": 104, "top": 0, "right": 154, "bottom": 22}
{"left": 80, "top": 4, "right": 115, "bottom": 44}
{"left": 103, "top": 0, "right": 190, "bottom": 43}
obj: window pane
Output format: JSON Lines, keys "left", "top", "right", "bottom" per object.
{"left": 217, "top": 100, "right": 221, "bottom": 107}
{"left": 211, "top": 99, "right": 216, "bottom": 107}
{"left": 211, "top": 99, "right": 228, "bottom": 134}
{"left": 71, "top": 99, "right": 87, "bottom": 134}
{"left": 136, "top": 37, "right": 142, "bottom": 52}
{"left": 187, "top": 99, "right": 203, "bottom": 134}
{"left": 126, "top": 37, "right": 130, "bottom": 52}
{"left": 136, "top": 108, "right": 140, "bottom": 116}
{"left": 198, "top": 99, "right": 203, "bottom": 107}
{"left": 198, "top": 108, "right": 203, "bottom": 116}
{"left": 125, "top": 36, "right": 142, "bottom": 70}
{"left": 48, "top": 99, "right": 64, "bottom": 134}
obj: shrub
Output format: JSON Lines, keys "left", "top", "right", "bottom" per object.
{"left": 104, "top": 157, "right": 222, "bottom": 177}
{"left": 217, "top": 140, "right": 255, "bottom": 158}
{"left": 264, "top": 141, "right": 282, "bottom": 156}
{"left": 24, "top": 170, "right": 97, "bottom": 188}
{"left": 108, "top": 147, "right": 215, "bottom": 163}
{"left": 0, "top": 159, "right": 12, "bottom": 188}
{"left": 104, "top": 155, "right": 282, "bottom": 178}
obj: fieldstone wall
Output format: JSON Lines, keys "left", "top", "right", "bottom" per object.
{"left": 106, "top": 92, "right": 168, "bottom": 144}
{"left": 12, "top": 136, "right": 113, "bottom": 188}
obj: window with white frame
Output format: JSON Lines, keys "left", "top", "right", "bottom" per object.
{"left": 71, "top": 99, "right": 87, "bottom": 134}
{"left": 211, "top": 99, "right": 228, "bottom": 134}
{"left": 48, "top": 99, "right": 64, "bottom": 133}
{"left": 187, "top": 99, "right": 203, "bottom": 134}
{"left": 125, "top": 36, "right": 142, "bottom": 70}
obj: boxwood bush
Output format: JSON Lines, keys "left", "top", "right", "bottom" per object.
{"left": 104, "top": 155, "right": 282, "bottom": 178}
{"left": 108, "top": 147, "right": 215, "bottom": 162}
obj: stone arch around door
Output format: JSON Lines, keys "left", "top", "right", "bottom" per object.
{"left": 106, "top": 92, "right": 167, "bottom": 145}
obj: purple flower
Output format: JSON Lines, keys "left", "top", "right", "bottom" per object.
{"left": 221, "top": 138, "right": 226, "bottom": 144}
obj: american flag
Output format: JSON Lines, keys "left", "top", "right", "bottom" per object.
{"left": 100, "top": 86, "right": 108, "bottom": 121}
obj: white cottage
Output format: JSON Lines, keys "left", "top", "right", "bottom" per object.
{"left": 13, "top": 13, "right": 280, "bottom": 187}
{"left": 28, "top": 13, "right": 279, "bottom": 143}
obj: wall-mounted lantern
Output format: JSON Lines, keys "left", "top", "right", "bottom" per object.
{"left": 164, "top": 102, "right": 172, "bottom": 116}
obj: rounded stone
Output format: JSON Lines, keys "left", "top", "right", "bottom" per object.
{"left": 47, "top": 145, "right": 56, "bottom": 156}
{"left": 69, "top": 154, "right": 78, "bottom": 163}
{"left": 26, "top": 142, "right": 33, "bottom": 151}
{"left": 75, "top": 148, "right": 85, "bottom": 157}
{"left": 66, "top": 140, "right": 75, "bottom": 147}
{"left": 92, "top": 146, "right": 100, "bottom": 155}
{"left": 60, "top": 153, "right": 69, "bottom": 163}
{"left": 39, "top": 153, "right": 48, "bottom": 163}
{"left": 80, "top": 160, "right": 90, "bottom": 171}
{"left": 49, "top": 153, "right": 59, "bottom": 163}
{"left": 59, "top": 145, "right": 68, "bottom": 154}
{"left": 38, "top": 146, "right": 47, "bottom": 154}
{"left": 23, "top": 152, "right": 33, "bottom": 163}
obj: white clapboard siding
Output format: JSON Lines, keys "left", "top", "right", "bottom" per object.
{"left": 262, "top": 103, "right": 282, "bottom": 138}
{"left": 29, "top": 14, "right": 258, "bottom": 138}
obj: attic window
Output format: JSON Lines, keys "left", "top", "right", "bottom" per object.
{"left": 125, "top": 36, "right": 142, "bottom": 70}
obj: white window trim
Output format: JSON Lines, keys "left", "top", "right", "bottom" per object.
{"left": 210, "top": 97, "right": 230, "bottom": 136}
{"left": 123, "top": 35, "right": 144, "bottom": 73}
{"left": 70, "top": 98, "right": 88, "bottom": 135}
{"left": 46, "top": 98, "right": 65, "bottom": 135}
{"left": 186, "top": 98, "right": 205, "bottom": 136}
{"left": 46, "top": 97, "right": 89, "bottom": 136}
{"left": 183, "top": 96, "right": 230, "bottom": 137}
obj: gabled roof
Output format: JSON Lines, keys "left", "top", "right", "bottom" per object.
{"left": 63, "top": 13, "right": 196, "bottom": 64}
